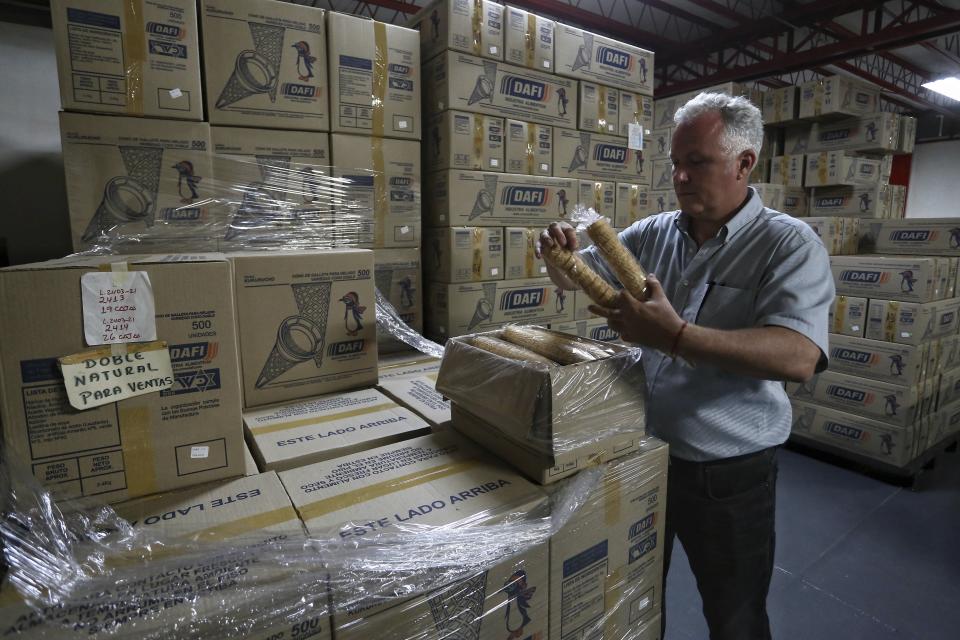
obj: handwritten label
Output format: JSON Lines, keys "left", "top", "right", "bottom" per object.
{"left": 59, "top": 342, "right": 174, "bottom": 410}
{"left": 628, "top": 123, "right": 644, "bottom": 150}
{"left": 81, "top": 271, "right": 157, "bottom": 346}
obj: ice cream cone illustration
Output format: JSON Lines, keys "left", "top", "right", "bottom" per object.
{"left": 216, "top": 22, "right": 285, "bottom": 109}
{"left": 428, "top": 572, "right": 486, "bottom": 639}
{"left": 572, "top": 32, "right": 593, "bottom": 71}
{"left": 256, "top": 281, "right": 332, "bottom": 388}
{"left": 468, "top": 61, "right": 497, "bottom": 105}
{"left": 568, "top": 133, "right": 590, "bottom": 172}
{"left": 398, "top": 276, "right": 415, "bottom": 309}
{"left": 791, "top": 407, "right": 814, "bottom": 432}
{"left": 469, "top": 174, "right": 498, "bottom": 220}
{"left": 83, "top": 146, "right": 163, "bottom": 243}
{"left": 468, "top": 282, "right": 498, "bottom": 330}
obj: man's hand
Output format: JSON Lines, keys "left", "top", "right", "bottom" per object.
{"left": 536, "top": 221, "right": 578, "bottom": 258}
{"left": 588, "top": 274, "right": 685, "bottom": 351}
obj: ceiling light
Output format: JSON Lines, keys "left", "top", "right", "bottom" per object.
{"left": 922, "top": 77, "right": 960, "bottom": 102}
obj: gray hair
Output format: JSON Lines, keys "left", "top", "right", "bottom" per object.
{"left": 674, "top": 92, "right": 764, "bottom": 157}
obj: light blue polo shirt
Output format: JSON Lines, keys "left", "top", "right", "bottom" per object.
{"left": 581, "top": 188, "right": 834, "bottom": 461}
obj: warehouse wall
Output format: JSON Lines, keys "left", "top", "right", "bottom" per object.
{"left": 0, "top": 21, "right": 72, "bottom": 266}
{"left": 906, "top": 139, "right": 960, "bottom": 219}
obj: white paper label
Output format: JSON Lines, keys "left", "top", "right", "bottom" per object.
{"left": 543, "top": 60, "right": 551, "bottom": 69}
{"left": 628, "top": 123, "right": 644, "bottom": 150}
{"left": 490, "top": 268, "right": 499, "bottom": 276}
{"left": 59, "top": 341, "right": 174, "bottom": 410}
{"left": 539, "top": 265, "right": 547, "bottom": 273}
{"left": 398, "top": 119, "right": 409, "bottom": 129}
{"left": 81, "top": 271, "right": 157, "bottom": 346}
{"left": 851, "top": 325, "right": 860, "bottom": 332}
{"left": 191, "top": 446, "right": 210, "bottom": 459}
{"left": 902, "top": 331, "right": 911, "bottom": 338}
{"left": 489, "top": 45, "right": 498, "bottom": 55}
{"left": 169, "top": 88, "right": 183, "bottom": 99}
{"left": 490, "top": 158, "right": 499, "bottom": 168}
{"left": 540, "top": 163, "right": 549, "bottom": 172}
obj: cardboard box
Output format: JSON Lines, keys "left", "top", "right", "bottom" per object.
{"left": 552, "top": 317, "right": 622, "bottom": 344}
{"left": 805, "top": 152, "right": 882, "bottom": 187}
{"left": 829, "top": 296, "right": 868, "bottom": 337}
{"left": 620, "top": 91, "right": 655, "bottom": 137}
{"left": 937, "top": 334, "right": 960, "bottom": 374}
{"left": 861, "top": 219, "right": 960, "bottom": 256}
{"left": 327, "top": 12, "right": 420, "bottom": 139}
{"left": 51, "top": 0, "right": 203, "bottom": 120}
{"left": 377, "top": 352, "right": 441, "bottom": 379}
{"left": 828, "top": 335, "right": 927, "bottom": 387}
{"left": 426, "top": 170, "right": 577, "bottom": 227}
{"left": 808, "top": 184, "right": 891, "bottom": 218}
{"left": 646, "top": 126, "right": 672, "bottom": 161}
{"left": 244, "top": 440, "right": 260, "bottom": 475}
{"left": 573, "top": 288, "right": 600, "bottom": 321}
{"left": 808, "top": 113, "right": 901, "bottom": 154}
{"left": 229, "top": 250, "right": 377, "bottom": 408}
{"left": 504, "top": 227, "right": 549, "bottom": 279}
{"left": 865, "top": 298, "right": 960, "bottom": 345}
{"left": 244, "top": 387, "right": 430, "bottom": 471}
{"left": 200, "top": 0, "right": 328, "bottom": 131}
{"left": 579, "top": 82, "right": 620, "bottom": 134}
{"left": 426, "top": 279, "right": 575, "bottom": 340}
{"left": 615, "top": 183, "right": 653, "bottom": 227}
{"left": 554, "top": 23, "right": 654, "bottom": 95}
{"left": 330, "top": 134, "right": 421, "bottom": 248}
{"left": 378, "top": 372, "right": 450, "bottom": 427}
{"left": 59, "top": 112, "right": 214, "bottom": 252}
{"left": 751, "top": 183, "right": 785, "bottom": 210}
{"left": 782, "top": 187, "right": 808, "bottom": 217}
{"left": 784, "top": 124, "right": 811, "bottom": 155}
{"left": 437, "top": 329, "right": 646, "bottom": 463}
{"left": 413, "top": 0, "right": 504, "bottom": 61}
{"left": 786, "top": 370, "right": 921, "bottom": 427}
{"left": 278, "top": 432, "right": 550, "bottom": 636}
{"left": 762, "top": 86, "right": 798, "bottom": 124}
{"left": 425, "top": 110, "right": 505, "bottom": 171}
{"left": 648, "top": 189, "right": 678, "bottom": 214}
{"left": 578, "top": 180, "right": 617, "bottom": 219}
{"left": 650, "top": 158, "right": 673, "bottom": 191}
{"left": 547, "top": 442, "right": 668, "bottom": 638}
{"left": 898, "top": 115, "right": 918, "bottom": 154}
{"left": 790, "top": 400, "right": 918, "bottom": 467}
{"left": 832, "top": 256, "right": 943, "bottom": 303}
{"left": 374, "top": 248, "right": 423, "bottom": 353}
{"left": 211, "top": 126, "right": 331, "bottom": 245}
{"left": 0, "top": 254, "right": 244, "bottom": 503}
{"left": 423, "top": 51, "right": 578, "bottom": 129}
{"left": 503, "top": 5, "right": 555, "bottom": 70}
{"left": 505, "top": 119, "right": 554, "bottom": 175}
{"left": 798, "top": 77, "right": 880, "bottom": 120}
{"left": 554, "top": 129, "right": 647, "bottom": 183}
{"left": 770, "top": 154, "right": 805, "bottom": 187}
{"left": 803, "top": 217, "right": 847, "bottom": 255}
{"left": 424, "top": 226, "right": 505, "bottom": 282}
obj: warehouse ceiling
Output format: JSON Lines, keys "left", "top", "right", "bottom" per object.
{"left": 2, "top": 0, "right": 958, "bottom": 123}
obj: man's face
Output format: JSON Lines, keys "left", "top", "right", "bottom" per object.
{"left": 670, "top": 111, "right": 752, "bottom": 220}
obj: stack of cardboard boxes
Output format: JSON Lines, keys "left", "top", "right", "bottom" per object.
{"left": 414, "top": 0, "right": 655, "bottom": 344}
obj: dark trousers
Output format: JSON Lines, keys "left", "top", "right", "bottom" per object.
{"left": 661, "top": 447, "right": 778, "bottom": 640}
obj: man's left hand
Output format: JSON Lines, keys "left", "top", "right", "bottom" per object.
{"left": 588, "top": 274, "right": 686, "bottom": 352}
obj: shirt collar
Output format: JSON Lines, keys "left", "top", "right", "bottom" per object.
{"left": 672, "top": 187, "right": 764, "bottom": 242}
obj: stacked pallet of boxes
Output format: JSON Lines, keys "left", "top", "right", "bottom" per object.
{"left": 414, "top": 0, "right": 656, "bottom": 343}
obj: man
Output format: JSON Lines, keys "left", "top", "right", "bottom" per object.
{"left": 538, "top": 93, "right": 834, "bottom": 639}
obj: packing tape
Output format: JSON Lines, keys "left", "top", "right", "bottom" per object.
{"left": 603, "top": 566, "right": 625, "bottom": 636}
{"left": 472, "top": 0, "right": 483, "bottom": 56}
{"left": 885, "top": 302, "right": 899, "bottom": 342}
{"left": 524, "top": 228, "right": 535, "bottom": 278}
{"left": 817, "top": 153, "right": 828, "bottom": 185}
{"left": 104, "top": 261, "right": 130, "bottom": 355}
{"left": 123, "top": 0, "right": 147, "bottom": 115}
{"left": 471, "top": 227, "right": 484, "bottom": 280}
{"left": 598, "top": 86, "right": 607, "bottom": 132}
{"left": 373, "top": 137, "right": 387, "bottom": 246}
{"left": 188, "top": 507, "right": 300, "bottom": 542}
{"left": 833, "top": 296, "right": 847, "bottom": 333}
{"left": 525, "top": 13, "right": 536, "bottom": 67}
{"left": 526, "top": 124, "right": 536, "bottom": 175}
{"left": 473, "top": 114, "right": 485, "bottom": 168}
{"left": 298, "top": 460, "right": 481, "bottom": 521}
{"left": 373, "top": 21, "right": 388, "bottom": 138}
{"left": 119, "top": 406, "right": 157, "bottom": 498}
{"left": 248, "top": 402, "right": 399, "bottom": 436}
{"left": 593, "top": 182, "right": 603, "bottom": 214}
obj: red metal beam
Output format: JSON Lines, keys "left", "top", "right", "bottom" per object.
{"left": 352, "top": 0, "right": 419, "bottom": 14}
{"left": 640, "top": 0, "right": 720, "bottom": 31}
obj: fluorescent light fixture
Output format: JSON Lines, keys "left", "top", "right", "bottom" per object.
{"left": 922, "top": 77, "right": 960, "bottom": 101}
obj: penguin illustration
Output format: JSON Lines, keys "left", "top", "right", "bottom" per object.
{"left": 638, "top": 57, "right": 648, "bottom": 84}
{"left": 555, "top": 288, "right": 566, "bottom": 312}
{"left": 429, "top": 9, "right": 440, "bottom": 41}
{"left": 880, "top": 433, "right": 895, "bottom": 456}
{"left": 292, "top": 41, "right": 317, "bottom": 82}
{"left": 865, "top": 121, "right": 878, "bottom": 142}
{"left": 503, "top": 570, "right": 536, "bottom": 640}
{"left": 557, "top": 88, "right": 569, "bottom": 116}
{"left": 398, "top": 276, "right": 415, "bottom": 309}
{"left": 173, "top": 160, "right": 201, "bottom": 203}
{"left": 557, "top": 189, "right": 569, "bottom": 217}
{"left": 657, "top": 195, "right": 666, "bottom": 212}
{"left": 791, "top": 413, "right": 812, "bottom": 433}
{"left": 657, "top": 135, "right": 667, "bottom": 154}
{"left": 889, "top": 355, "right": 904, "bottom": 376}
{"left": 899, "top": 270, "right": 916, "bottom": 293}
{"left": 884, "top": 394, "right": 900, "bottom": 417}
{"left": 859, "top": 192, "right": 872, "bottom": 212}
{"left": 340, "top": 292, "right": 366, "bottom": 336}
{"left": 950, "top": 228, "right": 960, "bottom": 249}
{"left": 636, "top": 149, "right": 644, "bottom": 173}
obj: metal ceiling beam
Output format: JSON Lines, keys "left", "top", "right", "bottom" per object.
{"left": 833, "top": 60, "right": 960, "bottom": 117}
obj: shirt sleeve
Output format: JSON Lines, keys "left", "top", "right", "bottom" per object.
{"left": 754, "top": 227, "right": 835, "bottom": 372}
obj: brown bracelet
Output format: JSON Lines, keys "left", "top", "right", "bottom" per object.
{"left": 669, "top": 321, "right": 688, "bottom": 359}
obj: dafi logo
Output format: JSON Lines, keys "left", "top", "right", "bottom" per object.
{"left": 826, "top": 385, "right": 872, "bottom": 404}
{"left": 281, "top": 83, "right": 318, "bottom": 99}
{"left": 941, "top": 312, "right": 955, "bottom": 326}
{"left": 855, "top": 92, "right": 871, "bottom": 105}
{"left": 628, "top": 513, "right": 656, "bottom": 540}
{"left": 501, "top": 288, "right": 546, "bottom": 310}
{"left": 830, "top": 348, "right": 878, "bottom": 366}
{"left": 593, "top": 144, "right": 627, "bottom": 164}
{"left": 146, "top": 22, "right": 183, "bottom": 39}
{"left": 821, "top": 130, "right": 851, "bottom": 142}
{"left": 596, "top": 46, "right": 633, "bottom": 70}
{"left": 500, "top": 76, "right": 550, "bottom": 102}
{"left": 160, "top": 207, "right": 202, "bottom": 221}
{"left": 390, "top": 177, "right": 413, "bottom": 187}
{"left": 839, "top": 270, "right": 888, "bottom": 285}
{"left": 328, "top": 339, "right": 365, "bottom": 356}
{"left": 590, "top": 326, "right": 619, "bottom": 342}
{"left": 502, "top": 186, "right": 548, "bottom": 207}
{"left": 389, "top": 63, "right": 411, "bottom": 75}
{"left": 169, "top": 342, "right": 219, "bottom": 364}
{"left": 890, "top": 230, "right": 937, "bottom": 243}
{"left": 816, "top": 197, "right": 846, "bottom": 208}
{"left": 823, "top": 422, "right": 869, "bottom": 441}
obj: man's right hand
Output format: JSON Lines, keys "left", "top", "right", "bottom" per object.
{"left": 536, "top": 221, "right": 578, "bottom": 259}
